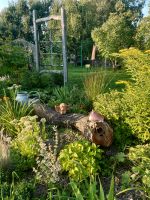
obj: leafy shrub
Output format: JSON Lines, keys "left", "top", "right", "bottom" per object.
{"left": 59, "top": 140, "right": 103, "bottom": 181}
{"left": 21, "top": 71, "right": 63, "bottom": 90}
{"left": 9, "top": 116, "right": 47, "bottom": 171}
{"left": 0, "top": 41, "right": 28, "bottom": 69}
{"left": 21, "top": 70, "right": 41, "bottom": 89}
{"left": 94, "top": 48, "right": 150, "bottom": 145}
{"left": 11, "top": 116, "right": 46, "bottom": 158}
{"left": 128, "top": 144, "right": 150, "bottom": 197}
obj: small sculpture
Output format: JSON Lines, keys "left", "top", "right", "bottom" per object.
{"left": 55, "top": 103, "right": 69, "bottom": 114}
{"left": 88, "top": 110, "right": 104, "bottom": 122}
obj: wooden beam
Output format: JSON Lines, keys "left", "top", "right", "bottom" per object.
{"left": 61, "top": 7, "right": 68, "bottom": 86}
{"left": 40, "top": 70, "right": 63, "bottom": 74}
{"left": 36, "top": 15, "right": 61, "bottom": 23}
{"left": 33, "top": 10, "right": 40, "bottom": 72}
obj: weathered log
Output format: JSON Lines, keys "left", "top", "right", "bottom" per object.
{"left": 33, "top": 104, "right": 113, "bottom": 147}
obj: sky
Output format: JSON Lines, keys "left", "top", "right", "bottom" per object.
{"left": 0, "top": 0, "right": 149, "bottom": 16}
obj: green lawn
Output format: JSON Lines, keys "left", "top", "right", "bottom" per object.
{"left": 68, "top": 65, "right": 130, "bottom": 91}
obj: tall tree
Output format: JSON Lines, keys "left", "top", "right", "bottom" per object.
{"left": 91, "top": 0, "right": 145, "bottom": 67}
{"left": 135, "top": 16, "right": 150, "bottom": 50}
{"left": 0, "top": 0, "right": 53, "bottom": 41}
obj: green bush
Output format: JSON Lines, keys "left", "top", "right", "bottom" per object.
{"left": 21, "top": 70, "right": 41, "bottom": 89}
{"left": 94, "top": 48, "right": 150, "bottom": 145}
{"left": 128, "top": 144, "right": 150, "bottom": 197}
{"left": 11, "top": 116, "right": 46, "bottom": 158}
{"left": 21, "top": 71, "right": 63, "bottom": 90}
{"left": 59, "top": 140, "right": 103, "bottom": 181}
{"left": 0, "top": 43, "right": 27, "bottom": 68}
{"left": 9, "top": 116, "right": 47, "bottom": 172}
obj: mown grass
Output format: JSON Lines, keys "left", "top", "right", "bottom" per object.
{"left": 68, "top": 65, "right": 130, "bottom": 91}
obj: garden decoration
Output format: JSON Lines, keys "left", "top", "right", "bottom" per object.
{"left": 33, "top": 104, "right": 113, "bottom": 147}
{"left": 88, "top": 110, "right": 104, "bottom": 122}
{"left": 55, "top": 103, "right": 69, "bottom": 114}
{"left": 16, "top": 91, "right": 40, "bottom": 105}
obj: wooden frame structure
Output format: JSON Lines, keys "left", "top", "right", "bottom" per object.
{"left": 33, "top": 8, "right": 68, "bottom": 85}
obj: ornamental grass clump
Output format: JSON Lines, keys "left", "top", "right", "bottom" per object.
{"left": 0, "top": 89, "right": 32, "bottom": 137}
{"left": 83, "top": 71, "right": 112, "bottom": 101}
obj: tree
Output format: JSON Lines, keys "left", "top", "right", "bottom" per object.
{"left": 135, "top": 16, "right": 150, "bottom": 50}
{"left": 0, "top": 0, "right": 53, "bottom": 41}
{"left": 91, "top": 0, "right": 145, "bottom": 67}
{"left": 92, "top": 13, "right": 134, "bottom": 68}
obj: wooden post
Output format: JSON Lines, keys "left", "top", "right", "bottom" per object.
{"left": 61, "top": 7, "right": 68, "bottom": 85}
{"left": 33, "top": 10, "right": 40, "bottom": 72}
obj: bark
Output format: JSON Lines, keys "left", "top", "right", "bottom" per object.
{"left": 33, "top": 104, "right": 113, "bottom": 147}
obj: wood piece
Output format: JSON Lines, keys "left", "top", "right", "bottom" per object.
{"left": 36, "top": 15, "right": 61, "bottom": 23}
{"left": 33, "top": 104, "right": 113, "bottom": 147}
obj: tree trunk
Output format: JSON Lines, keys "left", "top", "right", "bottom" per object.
{"left": 33, "top": 104, "right": 113, "bottom": 147}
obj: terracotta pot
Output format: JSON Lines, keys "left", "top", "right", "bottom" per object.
{"left": 55, "top": 103, "right": 69, "bottom": 114}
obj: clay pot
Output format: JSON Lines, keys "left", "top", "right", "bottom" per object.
{"left": 89, "top": 110, "right": 104, "bottom": 122}
{"left": 55, "top": 103, "right": 69, "bottom": 114}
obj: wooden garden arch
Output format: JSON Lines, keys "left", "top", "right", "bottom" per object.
{"left": 33, "top": 8, "right": 68, "bottom": 85}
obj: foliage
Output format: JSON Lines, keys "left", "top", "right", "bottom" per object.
{"left": 92, "top": 13, "right": 134, "bottom": 65}
{"left": 70, "top": 175, "right": 115, "bottom": 200}
{"left": 83, "top": 71, "right": 113, "bottom": 101}
{"left": 11, "top": 116, "right": 46, "bottom": 158}
{"left": 21, "top": 71, "right": 63, "bottom": 90}
{"left": 59, "top": 140, "right": 103, "bottom": 181}
{"left": 0, "top": 0, "right": 53, "bottom": 41}
{"left": 21, "top": 70, "right": 41, "bottom": 89}
{"left": 128, "top": 144, "right": 150, "bottom": 197}
{"left": 49, "top": 85, "right": 92, "bottom": 113}
{"left": 0, "top": 91, "right": 33, "bottom": 137}
{"left": 9, "top": 116, "right": 47, "bottom": 172}
{"left": 135, "top": 16, "right": 150, "bottom": 50}
{"left": 33, "top": 126, "right": 61, "bottom": 185}
{"left": 0, "top": 75, "right": 12, "bottom": 96}
{"left": 0, "top": 41, "right": 28, "bottom": 69}
{"left": 46, "top": 173, "right": 135, "bottom": 200}
{"left": 0, "top": 171, "right": 34, "bottom": 200}
{"left": 121, "top": 171, "right": 131, "bottom": 190}
{"left": 94, "top": 48, "right": 150, "bottom": 145}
